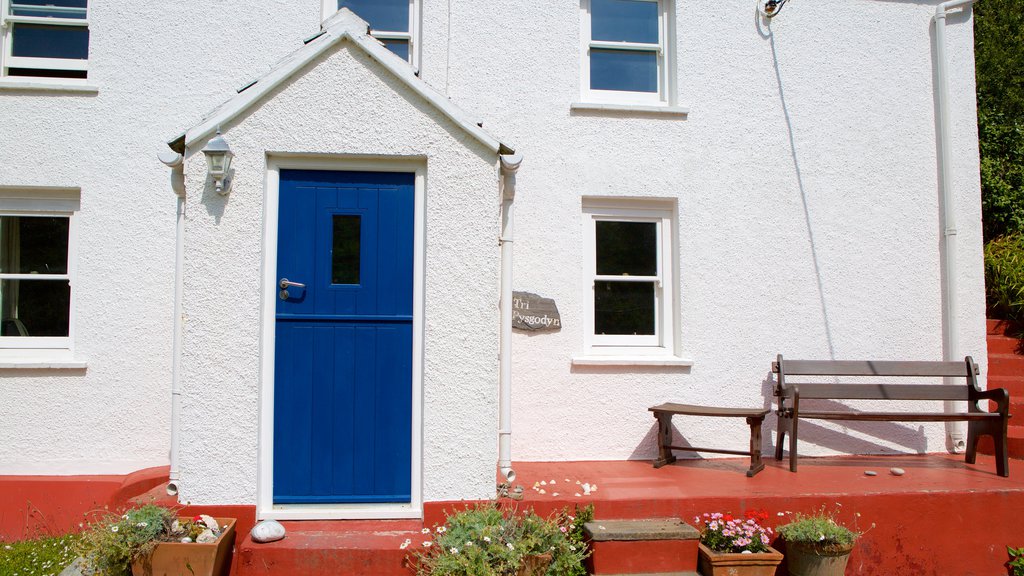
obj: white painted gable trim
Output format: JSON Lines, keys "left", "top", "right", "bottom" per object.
{"left": 168, "top": 9, "right": 512, "bottom": 156}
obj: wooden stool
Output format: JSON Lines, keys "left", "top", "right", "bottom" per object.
{"left": 648, "top": 403, "right": 770, "bottom": 477}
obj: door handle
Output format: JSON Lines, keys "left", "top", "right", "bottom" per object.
{"left": 279, "top": 278, "right": 306, "bottom": 300}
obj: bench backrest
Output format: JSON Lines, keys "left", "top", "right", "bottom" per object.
{"left": 773, "top": 355, "right": 980, "bottom": 401}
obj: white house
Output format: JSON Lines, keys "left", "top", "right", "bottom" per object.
{"left": 0, "top": 0, "right": 985, "bottom": 521}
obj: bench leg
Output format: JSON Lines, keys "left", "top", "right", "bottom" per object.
{"left": 775, "top": 415, "right": 788, "bottom": 461}
{"left": 653, "top": 413, "right": 677, "bottom": 469}
{"left": 788, "top": 413, "right": 799, "bottom": 473}
{"left": 967, "top": 419, "right": 1009, "bottom": 478}
{"left": 965, "top": 422, "right": 979, "bottom": 465}
{"left": 746, "top": 415, "right": 765, "bottom": 477}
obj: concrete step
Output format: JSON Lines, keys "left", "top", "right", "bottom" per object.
{"left": 988, "top": 354, "right": 1024, "bottom": 378}
{"left": 977, "top": 424, "right": 1024, "bottom": 460}
{"left": 234, "top": 520, "right": 422, "bottom": 576}
{"left": 584, "top": 519, "right": 699, "bottom": 575}
{"left": 988, "top": 334, "right": 1022, "bottom": 355}
{"left": 988, "top": 375, "right": 1024, "bottom": 396}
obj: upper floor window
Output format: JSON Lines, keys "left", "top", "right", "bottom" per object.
{"left": 580, "top": 0, "right": 673, "bottom": 105}
{"left": 326, "top": 0, "right": 418, "bottom": 66}
{"left": 0, "top": 0, "right": 89, "bottom": 80}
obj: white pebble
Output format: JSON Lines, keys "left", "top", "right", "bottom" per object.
{"left": 890, "top": 467, "right": 905, "bottom": 476}
{"left": 864, "top": 470, "right": 877, "bottom": 476}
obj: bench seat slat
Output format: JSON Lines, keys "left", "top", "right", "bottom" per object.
{"left": 782, "top": 383, "right": 971, "bottom": 400}
{"left": 797, "top": 411, "right": 999, "bottom": 422}
{"left": 650, "top": 403, "right": 770, "bottom": 418}
{"left": 780, "top": 359, "right": 973, "bottom": 377}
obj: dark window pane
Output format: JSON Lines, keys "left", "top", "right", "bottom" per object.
{"left": 0, "top": 279, "right": 70, "bottom": 337}
{"left": 11, "top": 0, "right": 87, "bottom": 19}
{"left": 594, "top": 281, "right": 655, "bottom": 335}
{"left": 381, "top": 39, "right": 410, "bottom": 61}
{"left": 590, "top": 49, "right": 657, "bottom": 92}
{"left": 338, "top": 0, "right": 408, "bottom": 32}
{"left": 11, "top": 24, "right": 89, "bottom": 60}
{"left": 596, "top": 221, "right": 657, "bottom": 276}
{"left": 592, "top": 0, "right": 659, "bottom": 43}
{"left": 0, "top": 216, "right": 69, "bottom": 275}
{"left": 332, "top": 215, "right": 361, "bottom": 285}
{"left": 8, "top": 67, "right": 87, "bottom": 78}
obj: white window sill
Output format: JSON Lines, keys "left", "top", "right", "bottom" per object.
{"left": 0, "top": 360, "right": 87, "bottom": 369}
{"left": 571, "top": 102, "right": 689, "bottom": 116}
{"left": 571, "top": 355, "right": 693, "bottom": 367}
{"left": 0, "top": 79, "right": 98, "bottom": 93}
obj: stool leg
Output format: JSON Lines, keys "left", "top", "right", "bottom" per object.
{"left": 653, "top": 413, "right": 677, "bottom": 468}
{"left": 746, "top": 416, "right": 765, "bottom": 477}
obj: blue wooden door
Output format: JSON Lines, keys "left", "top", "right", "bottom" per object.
{"left": 273, "top": 170, "right": 414, "bottom": 504}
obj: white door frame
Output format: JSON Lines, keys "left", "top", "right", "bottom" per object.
{"left": 257, "top": 154, "right": 426, "bottom": 520}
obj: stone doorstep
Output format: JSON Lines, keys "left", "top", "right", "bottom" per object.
{"left": 584, "top": 519, "right": 700, "bottom": 542}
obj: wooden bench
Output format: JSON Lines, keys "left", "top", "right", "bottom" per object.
{"left": 773, "top": 355, "right": 1010, "bottom": 477}
{"left": 649, "top": 403, "right": 770, "bottom": 477}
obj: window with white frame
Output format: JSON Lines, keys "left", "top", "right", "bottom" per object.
{"left": 580, "top": 0, "right": 672, "bottom": 105}
{"left": 0, "top": 189, "right": 77, "bottom": 351}
{"left": 582, "top": 200, "right": 676, "bottom": 355}
{"left": 0, "top": 0, "right": 89, "bottom": 80}
{"left": 326, "top": 0, "right": 419, "bottom": 66}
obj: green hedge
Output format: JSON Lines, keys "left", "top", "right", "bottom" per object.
{"left": 985, "top": 232, "right": 1024, "bottom": 328}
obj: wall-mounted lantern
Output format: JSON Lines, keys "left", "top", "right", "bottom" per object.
{"left": 202, "top": 129, "right": 234, "bottom": 195}
{"left": 759, "top": 0, "right": 789, "bottom": 19}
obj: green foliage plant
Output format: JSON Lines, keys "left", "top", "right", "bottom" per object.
{"left": 76, "top": 504, "right": 225, "bottom": 576}
{"left": 0, "top": 533, "right": 80, "bottom": 576}
{"left": 409, "top": 503, "right": 593, "bottom": 576}
{"left": 1009, "top": 546, "right": 1024, "bottom": 576}
{"left": 776, "top": 506, "right": 864, "bottom": 555}
{"left": 984, "top": 232, "right": 1024, "bottom": 328}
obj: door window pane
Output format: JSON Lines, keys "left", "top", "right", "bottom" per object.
{"left": 11, "top": 24, "right": 90, "bottom": 60}
{"left": 591, "top": 0, "right": 659, "bottom": 43}
{"left": 0, "top": 216, "right": 69, "bottom": 275}
{"left": 596, "top": 221, "right": 657, "bottom": 276}
{"left": 590, "top": 49, "right": 658, "bottom": 93}
{"left": 332, "top": 215, "right": 361, "bottom": 285}
{"left": 338, "top": 0, "right": 409, "bottom": 32}
{"left": 594, "top": 281, "right": 655, "bottom": 335}
{"left": 0, "top": 279, "right": 70, "bottom": 337}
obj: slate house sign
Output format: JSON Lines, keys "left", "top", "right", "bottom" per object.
{"left": 512, "top": 291, "right": 562, "bottom": 332}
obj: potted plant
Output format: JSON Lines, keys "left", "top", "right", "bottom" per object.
{"left": 694, "top": 510, "right": 783, "bottom": 576}
{"left": 777, "top": 507, "right": 863, "bottom": 576}
{"left": 76, "top": 504, "right": 235, "bottom": 576}
{"left": 407, "top": 503, "right": 592, "bottom": 575}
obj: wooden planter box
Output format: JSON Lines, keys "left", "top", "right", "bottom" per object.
{"left": 131, "top": 518, "right": 236, "bottom": 576}
{"left": 698, "top": 542, "right": 784, "bottom": 576}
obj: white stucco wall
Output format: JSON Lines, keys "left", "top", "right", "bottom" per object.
{"left": 176, "top": 42, "right": 501, "bottom": 505}
{"left": 0, "top": 0, "right": 987, "bottom": 504}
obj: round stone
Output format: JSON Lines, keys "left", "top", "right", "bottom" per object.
{"left": 864, "top": 470, "right": 878, "bottom": 476}
{"left": 890, "top": 467, "right": 906, "bottom": 476}
{"left": 251, "top": 519, "right": 286, "bottom": 543}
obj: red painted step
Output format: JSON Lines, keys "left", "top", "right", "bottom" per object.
{"left": 988, "top": 354, "right": 1024, "bottom": 378}
{"left": 988, "top": 319, "right": 1019, "bottom": 336}
{"left": 234, "top": 520, "right": 422, "bottom": 576}
{"left": 584, "top": 519, "right": 699, "bottom": 575}
{"left": 988, "top": 375, "right": 1024, "bottom": 397}
{"left": 988, "top": 334, "right": 1022, "bottom": 355}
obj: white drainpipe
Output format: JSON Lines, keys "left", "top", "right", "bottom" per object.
{"left": 498, "top": 153, "right": 523, "bottom": 483}
{"left": 934, "top": 0, "right": 978, "bottom": 453}
{"left": 159, "top": 149, "right": 186, "bottom": 495}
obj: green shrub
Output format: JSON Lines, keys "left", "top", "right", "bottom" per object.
{"left": 1009, "top": 546, "right": 1024, "bottom": 576}
{"left": 984, "top": 232, "right": 1024, "bottom": 328}
{"left": 0, "top": 533, "right": 79, "bottom": 576}
{"left": 777, "top": 507, "right": 860, "bottom": 554}
{"left": 409, "top": 504, "right": 592, "bottom": 576}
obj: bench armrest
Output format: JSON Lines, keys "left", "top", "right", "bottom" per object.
{"left": 971, "top": 387, "right": 1009, "bottom": 415}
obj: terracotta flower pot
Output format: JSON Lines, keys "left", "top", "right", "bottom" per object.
{"left": 783, "top": 541, "right": 854, "bottom": 576}
{"left": 516, "top": 552, "right": 553, "bottom": 576}
{"left": 698, "top": 542, "right": 784, "bottom": 576}
{"left": 130, "top": 517, "right": 236, "bottom": 576}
